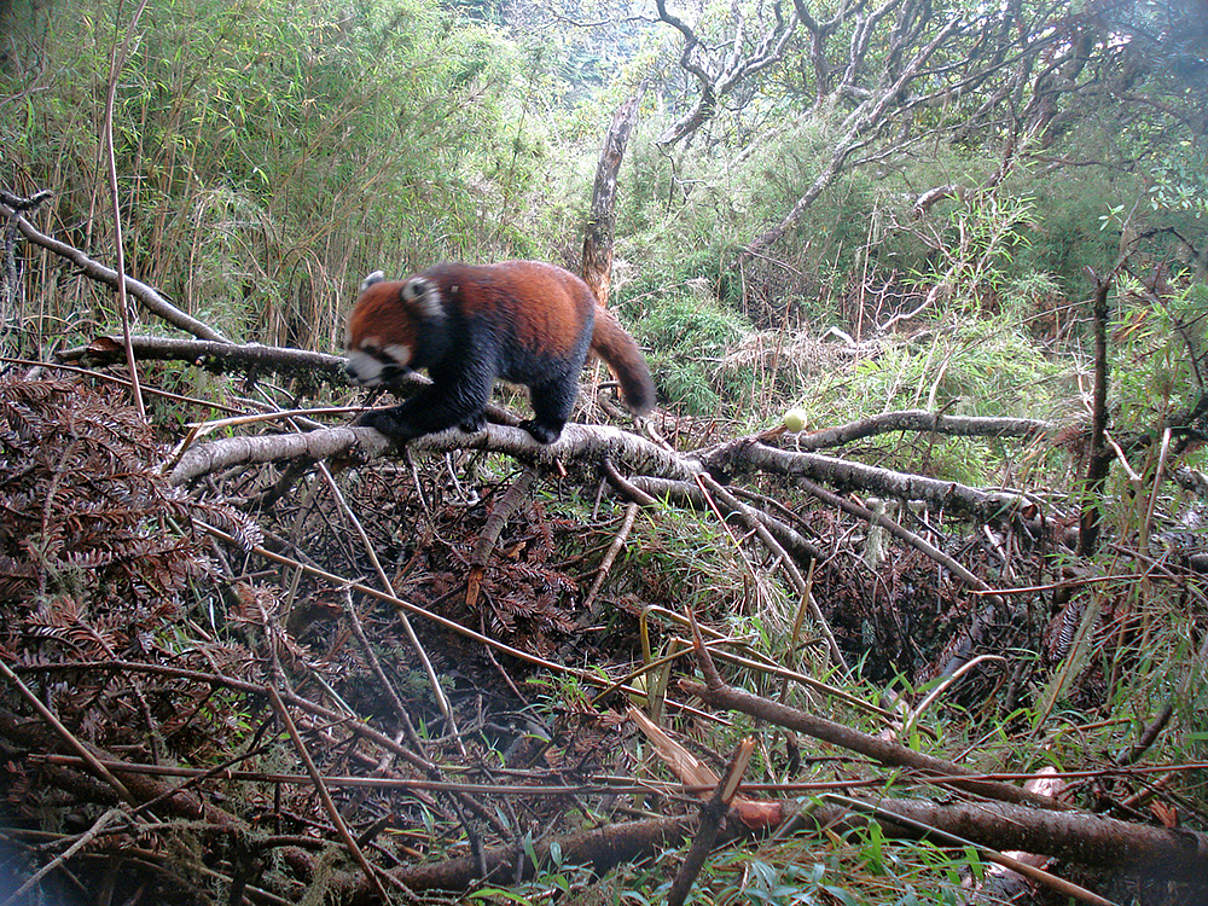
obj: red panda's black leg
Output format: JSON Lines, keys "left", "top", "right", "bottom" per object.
{"left": 521, "top": 374, "right": 579, "bottom": 444}
{"left": 357, "top": 366, "right": 493, "bottom": 441}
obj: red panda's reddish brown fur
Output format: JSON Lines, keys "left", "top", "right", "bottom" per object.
{"left": 345, "top": 260, "right": 654, "bottom": 444}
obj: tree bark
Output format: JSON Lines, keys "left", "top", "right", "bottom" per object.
{"left": 700, "top": 440, "right": 1042, "bottom": 524}
{"left": 1077, "top": 271, "right": 1113, "bottom": 556}
{"left": 581, "top": 83, "right": 646, "bottom": 309}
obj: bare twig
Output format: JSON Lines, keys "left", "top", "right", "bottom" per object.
{"left": 314, "top": 460, "right": 460, "bottom": 750}
{"left": 583, "top": 501, "right": 639, "bottom": 611}
{"left": 789, "top": 408, "right": 1052, "bottom": 449}
{"left": 59, "top": 334, "right": 349, "bottom": 382}
{"left": 0, "top": 203, "right": 228, "bottom": 341}
{"left": 102, "top": 0, "right": 151, "bottom": 420}
{"left": 0, "top": 660, "right": 138, "bottom": 808}
{"left": 267, "top": 686, "right": 392, "bottom": 902}
{"left": 682, "top": 632, "right": 1071, "bottom": 811}
{"left": 466, "top": 468, "right": 537, "bottom": 609}
{"left": 699, "top": 441, "right": 1044, "bottom": 524}
{"left": 667, "top": 738, "right": 755, "bottom": 906}
{"left": 0, "top": 808, "right": 127, "bottom": 906}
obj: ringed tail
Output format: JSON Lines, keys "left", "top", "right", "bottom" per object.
{"left": 590, "top": 306, "right": 655, "bottom": 415}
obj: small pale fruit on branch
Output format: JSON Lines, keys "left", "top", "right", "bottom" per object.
{"left": 782, "top": 408, "right": 808, "bottom": 433}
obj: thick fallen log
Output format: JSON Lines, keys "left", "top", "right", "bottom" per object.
{"left": 331, "top": 794, "right": 1208, "bottom": 899}
{"left": 167, "top": 421, "right": 700, "bottom": 487}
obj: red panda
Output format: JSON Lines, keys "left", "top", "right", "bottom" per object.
{"left": 345, "top": 260, "right": 655, "bottom": 444}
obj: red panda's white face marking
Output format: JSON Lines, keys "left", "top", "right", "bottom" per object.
{"left": 344, "top": 271, "right": 443, "bottom": 386}
{"left": 346, "top": 341, "right": 413, "bottom": 386}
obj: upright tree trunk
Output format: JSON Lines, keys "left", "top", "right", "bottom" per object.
{"left": 581, "top": 82, "right": 646, "bottom": 309}
{"left": 1077, "top": 271, "right": 1112, "bottom": 557}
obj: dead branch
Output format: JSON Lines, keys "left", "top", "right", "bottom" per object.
{"left": 58, "top": 333, "right": 350, "bottom": 383}
{"left": 0, "top": 201, "right": 229, "bottom": 342}
{"left": 682, "top": 639, "right": 1070, "bottom": 812}
{"left": 912, "top": 183, "right": 964, "bottom": 216}
{"left": 102, "top": 2, "right": 150, "bottom": 422}
{"left": 700, "top": 440, "right": 1043, "bottom": 524}
{"left": 347, "top": 816, "right": 698, "bottom": 899}
{"left": 167, "top": 421, "right": 700, "bottom": 487}
{"left": 467, "top": 467, "right": 538, "bottom": 612}
{"left": 698, "top": 473, "right": 846, "bottom": 670}
{"left": 788, "top": 408, "right": 1053, "bottom": 449}
{"left": 0, "top": 661, "right": 137, "bottom": 808}
{"left": 582, "top": 82, "right": 646, "bottom": 308}
{"left": 331, "top": 789, "right": 1208, "bottom": 899}
{"left": 655, "top": 0, "right": 797, "bottom": 147}
{"left": 582, "top": 501, "right": 639, "bottom": 611}
{"left": 667, "top": 739, "right": 755, "bottom": 906}
{"left": 820, "top": 795, "right": 1208, "bottom": 881}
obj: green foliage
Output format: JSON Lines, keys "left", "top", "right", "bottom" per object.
{"left": 1, "top": 0, "right": 553, "bottom": 351}
{"left": 1110, "top": 274, "right": 1208, "bottom": 434}
{"left": 789, "top": 317, "right": 1074, "bottom": 482}
{"left": 625, "top": 288, "right": 755, "bottom": 417}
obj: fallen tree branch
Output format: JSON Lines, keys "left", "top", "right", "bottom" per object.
{"left": 167, "top": 422, "right": 700, "bottom": 487}
{"left": 788, "top": 408, "right": 1054, "bottom": 450}
{"left": 331, "top": 789, "right": 1208, "bottom": 899}
{"left": 59, "top": 334, "right": 349, "bottom": 383}
{"left": 0, "top": 201, "right": 229, "bottom": 342}
{"left": 349, "top": 815, "right": 697, "bottom": 899}
{"left": 821, "top": 794, "right": 1208, "bottom": 882}
{"left": 466, "top": 466, "right": 538, "bottom": 612}
{"left": 682, "top": 633, "right": 1070, "bottom": 812}
{"left": 170, "top": 412, "right": 1054, "bottom": 538}
{"left": 700, "top": 440, "right": 1045, "bottom": 524}
{"left": 81, "top": 333, "right": 1059, "bottom": 533}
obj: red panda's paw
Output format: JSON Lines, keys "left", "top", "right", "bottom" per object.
{"left": 354, "top": 408, "right": 415, "bottom": 441}
{"left": 458, "top": 413, "right": 487, "bottom": 434}
{"left": 519, "top": 419, "right": 562, "bottom": 444}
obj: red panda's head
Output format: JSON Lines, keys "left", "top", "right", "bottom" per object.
{"left": 345, "top": 271, "right": 445, "bottom": 386}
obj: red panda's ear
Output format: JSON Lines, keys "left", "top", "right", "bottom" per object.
{"left": 359, "top": 271, "right": 385, "bottom": 293}
{"left": 401, "top": 277, "right": 444, "bottom": 320}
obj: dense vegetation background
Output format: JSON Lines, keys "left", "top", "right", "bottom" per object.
{"left": 1, "top": 0, "right": 1206, "bottom": 902}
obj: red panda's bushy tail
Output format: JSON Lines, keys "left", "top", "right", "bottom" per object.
{"left": 590, "top": 306, "right": 655, "bottom": 415}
